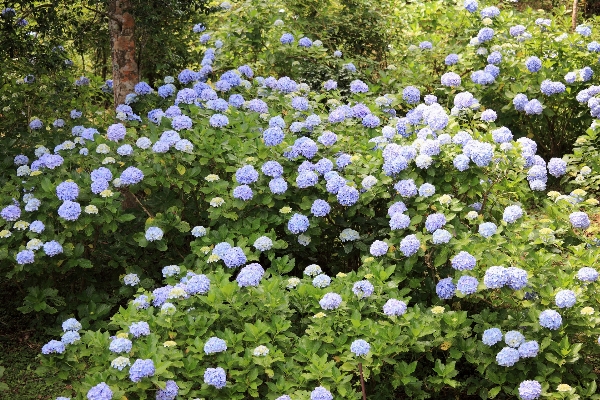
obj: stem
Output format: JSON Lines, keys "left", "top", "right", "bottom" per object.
{"left": 129, "top": 190, "right": 154, "bottom": 218}
{"left": 358, "top": 363, "right": 367, "bottom": 400}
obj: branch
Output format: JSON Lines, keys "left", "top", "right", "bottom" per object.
{"left": 82, "top": 4, "right": 122, "bottom": 25}
{"left": 129, "top": 190, "right": 154, "bottom": 218}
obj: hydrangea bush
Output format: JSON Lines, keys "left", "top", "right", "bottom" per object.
{"left": 1, "top": 1, "right": 600, "bottom": 399}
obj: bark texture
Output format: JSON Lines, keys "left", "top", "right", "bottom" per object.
{"left": 109, "top": 0, "right": 138, "bottom": 106}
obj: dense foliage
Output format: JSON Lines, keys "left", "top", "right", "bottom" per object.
{"left": 3, "top": 0, "right": 600, "bottom": 399}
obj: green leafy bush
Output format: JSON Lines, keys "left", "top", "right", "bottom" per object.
{"left": 2, "top": 1, "right": 600, "bottom": 399}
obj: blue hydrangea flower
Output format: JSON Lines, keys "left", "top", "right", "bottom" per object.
{"left": 209, "top": 114, "right": 228, "bottom": 128}
{"left": 395, "top": 179, "right": 417, "bottom": 197}
{"left": 310, "top": 386, "right": 333, "bottom": 400}
{"left": 134, "top": 81, "right": 152, "bottom": 95}
{"left": 487, "top": 51, "right": 502, "bottom": 64}
{"left": 204, "top": 367, "right": 226, "bottom": 388}
{"left": 343, "top": 62, "right": 357, "bottom": 72}
{"left": 479, "top": 222, "right": 497, "bottom": 238}
{"left": 350, "top": 79, "right": 369, "bottom": 93}
{"left": 547, "top": 158, "right": 566, "bottom": 177}
{"left": 390, "top": 213, "right": 410, "bottom": 230}
{"left": 457, "top": 276, "right": 478, "bottom": 295}
{"left": 120, "top": 167, "right": 144, "bottom": 185}
{"left": 312, "top": 274, "right": 331, "bottom": 288}
{"left": 481, "top": 109, "right": 497, "bottom": 122}
{"left": 383, "top": 156, "right": 408, "bottom": 176}
{"left": 319, "top": 292, "right": 342, "bottom": 310}
{"left": 480, "top": 6, "right": 499, "bottom": 18}
{"left": 518, "top": 380, "right": 542, "bottom": 400}
{"left": 145, "top": 227, "right": 164, "bottom": 242}
{"left": 525, "top": 56, "right": 542, "bottom": 73}
{"left": 298, "top": 37, "right": 312, "bottom": 47}
{"left": 185, "top": 274, "right": 210, "bottom": 295}
{"left": 129, "top": 359, "right": 155, "bottom": 382}
{"left": 42, "top": 340, "right": 66, "bottom": 355}
{"left": 569, "top": 212, "right": 590, "bottom": 229}
{"left": 311, "top": 199, "right": 331, "bottom": 217}
{"left": 502, "top": 205, "right": 523, "bottom": 223}
{"left": 246, "top": 99, "right": 268, "bottom": 113}
{"left": 380, "top": 298, "right": 408, "bottom": 317}
{"left": 589, "top": 41, "right": 600, "bottom": 52}
{"left": 509, "top": 25, "right": 526, "bottom": 36}
{"left": 484, "top": 266, "right": 507, "bottom": 289}
{"left": 518, "top": 341, "right": 539, "bottom": 358}
{"left": 576, "top": 24, "right": 592, "bottom": 36}
{"left": 156, "top": 380, "right": 179, "bottom": 400}
{"left": 29, "top": 118, "right": 43, "bottom": 130}
{"left": 275, "top": 77, "right": 298, "bottom": 93}
{"left": 505, "top": 267, "right": 528, "bottom": 290}
{"left": 370, "top": 240, "right": 388, "bottom": 257}
{"left": 263, "top": 127, "right": 285, "bottom": 147}
{"left": 43, "top": 240, "right": 63, "bottom": 257}
{"left": 235, "top": 165, "right": 259, "bottom": 184}
{"left": 539, "top": 309, "right": 562, "bottom": 330}
{"left": 555, "top": 290, "right": 576, "bottom": 308}
{"left": 425, "top": 213, "right": 446, "bottom": 233}
{"left": 236, "top": 263, "right": 265, "bottom": 287}
{"left": 504, "top": 331, "right": 525, "bottom": 348}
{"left": 350, "top": 339, "right": 370, "bottom": 356}
{"left": 353, "top": 280, "right": 374, "bottom": 298}
{"left": 445, "top": 53, "right": 459, "bottom": 65}
{"left": 204, "top": 337, "right": 227, "bottom": 354}
{"left": 58, "top": 201, "right": 81, "bottom": 221}
{"left": 464, "top": 0, "right": 477, "bottom": 12}
{"left": 496, "top": 347, "right": 519, "bottom": 366}
{"left": 477, "top": 27, "right": 494, "bottom": 42}
{"left": 56, "top": 181, "right": 79, "bottom": 201}
{"left": 400, "top": 235, "right": 420, "bottom": 257}
{"left": 28, "top": 220, "right": 45, "bottom": 234}
{"left": 451, "top": 252, "right": 476, "bottom": 271}
{"left": 269, "top": 178, "right": 288, "bottom": 194}
{"left": 577, "top": 267, "right": 598, "bottom": 282}
{"left": 109, "top": 338, "right": 132, "bottom": 353}
{"left": 540, "top": 80, "right": 566, "bottom": 96}
{"left": 440, "top": 72, "right": 461, "bottom": 87}
{"left": 106, "top": 123, "right": 126, "bottom": 142}
{"left": 419, "top": 183, "right": 436, "bottom": 197}
{"left": 86, "top": 382, "right": 112, "bottom": 400}
{"left": 222, "top": 247, "right": 247, "bottom": 268}
{"left": 315, "top": 159, "right": 333, "bottom": 175}
{"left": 432, "top": 229, "right": 452, "bottom": 244}
{"left": 482, "top": 328, "right": 502, "bottom": 346}
{"left": 62, "top": 318, "right": 82, "bottom": 332}
{"left": 436, "top": 277, "right": 456, "bottom": 299}
{"left": 296, "top": 171, "right": 318, "bottom": 189}
{"left": 288, "top": 213, "right": 309, "bottom": 234}
{"left": 337, "top": 185, "right": 359, "bottom": 206}
{"left": 453, "top": 155, "right": 470, "bottom": 171}
{"left": 403, "top": 86, "right": 421, "bottom": 104}
{"left": 129, "top": 322, "right": 150, "bottom": 338}
{"left": 362, "top": 114, "right": 381, "bottom": 128}
{"left": 323, "top": 79, "right": 338, "bottom": 90}
{"left": 253, "top": 236, "right": 273, "bottom": 252}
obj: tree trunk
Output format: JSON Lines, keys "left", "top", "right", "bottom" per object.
{"left": 572, "top": 0, "right": 579, "bottom": 32}
{"left": 109, "top": 0, "right": 138, "bottom": 106}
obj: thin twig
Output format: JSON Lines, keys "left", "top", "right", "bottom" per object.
{"left": 358, "top": 363, "right": 367, "bottom": 400}
{"left": 129, "top": 190, "right": 154, "bottom": 218}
